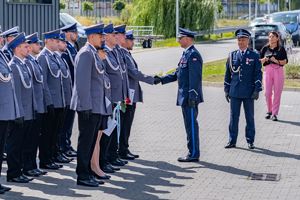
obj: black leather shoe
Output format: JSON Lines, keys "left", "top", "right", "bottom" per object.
{"left": 53, "top": 163, "right": 63, "bottom": 168}
{"left": 102, "top": 165, "right": 115, "bottom": 173}
{"left": 110, "top": 159, "right": 125, "bottom": 166}
{"left": 91, "top": 176, "right": 105, "bottom": 185}
{"left": 7, "top": 175, "right": 29, "bottom": 183}
{"left": 117, "top": 158, "right": 128, "bottom": 164}
{"left": 0, "top": 188, "right": 5, "bottom": 194}
{"left": 21, "top": 175, "right": 33, "bottom": 182}
{"left": 93, "top": 172, "right": 111, "bottom": 180}
{"left": 35, "top": 169, "right": 47, "bottom": 175}
{"left": 64, "top": 150, "right": 77, "bottom": 157}
{"left": 40, "top": 163, "right": 60, "bottom": 170}
{"left": 0, "top": 184, "right": 11, "bottom": 192}
{"left": 128, "top": 151, "right": 139, "bottom": 158}
{"left": 77, "top": 179, "right": 99, "bottom": 187}
{"left": 107, "top": 164, "right": 120, "bottom": 171}
{"left": 177, "top": 156, "right": 199, "bottom": 162}
{"left": 224, "top": 143, "right": 236, "bottom": 149}
{"left": 272, "top": 115, "right": 278, "bottom": 121}
{"left": 248, "top": 143, "right": 255, "bottom": 149}
{"left": 55, "top": 154, "right": 71, "bottom": 163}
{"left": 23, "top": 170, "right": 40, "bottom": 177}
{"left": 265, "top": 112, "right": 272, "bottom": 119}
{"left": 120, "top": 153, "right": 135, "bottom": 160}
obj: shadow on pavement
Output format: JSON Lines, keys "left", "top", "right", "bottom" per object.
{"left": 2, "top": 191, "right": 48, "bottom": 200}
{"left": 237, "top": 147, "right": 300, "bottom": 160}
{"left": 184, "top": 161, "right": 252, "bottom": 177}
{"left": 98, "top": 159, "right": 195, "bottom": 200}
{"left": 277, "top": 120, "right": 300, "bottom": 127}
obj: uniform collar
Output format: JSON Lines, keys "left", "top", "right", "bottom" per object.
{"left": 184, "top": 45, "right": 193, "bottom": 53}
{"left": 120, "top": 45, "right": 129, "bottom": 52}
{"left": 87, "top": 42, "right": 97, "bottom": 52}
{"left": 14, "top": 55, "right": 26, "bottom": 64}
{"left": 55, "top": 51, "right": 62, "bottom": 57}
{"left": 45, "top": 47, "right": 55, "bottom": 55}
{"left": 239, "top": 48, "right": 248, "bottom": 54}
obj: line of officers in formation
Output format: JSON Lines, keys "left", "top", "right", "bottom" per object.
{"left": 0, "top": 22, "right": 161, "bottom": 191}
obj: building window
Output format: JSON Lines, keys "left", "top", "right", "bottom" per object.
{"left": 7, "top": 0, "right": 52, "bottom": 4}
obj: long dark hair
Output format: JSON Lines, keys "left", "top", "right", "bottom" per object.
{"left": 268, "top": 31, "right": 281, "bottom": 48}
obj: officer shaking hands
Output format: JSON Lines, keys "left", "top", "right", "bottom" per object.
{"left": 224, "top": 29, "right": 262, "bottom": 150}
{"left": 155, "top": 28, "right": 203, "bottom": 162}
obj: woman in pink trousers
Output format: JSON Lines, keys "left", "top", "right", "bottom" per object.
{"left": 260, "top": 31, "right": 288, "bottom": 121}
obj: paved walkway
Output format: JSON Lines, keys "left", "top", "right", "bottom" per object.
{"left": 2, "top": 85, "right": 300, "bottom": 200}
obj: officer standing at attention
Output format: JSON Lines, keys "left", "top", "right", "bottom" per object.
{"left": 61, "top": 23, "right": 78, "bottom": 157}
{"left": 37, "top": 29, "right": 65, "bottom": 170}
{"left": 7, "top": 33, "right": 35, "bottom": 183}
{"left": 224, "top": 29, "right": 262, "bottom": 150}
{"left": 100, "top": 23, "right": 126, "bottom": 172}
{"left": 0, "top": 32, "right": 20, "bottom": 193}
{"left": 119, "top": 30, "right": 160, "bottom": 160}
{"left": 70, "top": 24, "right": 108, "bottom": 187}
{"left": 23, "top": 33, "right": 47, "bottom": 177}
{"left": 157, "top": 28, "right": 203, "bottom": 162}
{"left": 1, "top": 26, "right": 19, "bottom": 62}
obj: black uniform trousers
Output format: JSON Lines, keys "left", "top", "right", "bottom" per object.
{"left": 60, "top": 108, "right": 76, "bottom": 152}
{"left": 23, "top": 113, "right": 44, "bottom": 171}
{"left": 181, "top": 105, "right": 200, "bottom": 158}
{"left": 76, "top": 112, "right": 100, "bottom": 180}
{"left": 39, "top": 108, "right": 65, "bottom": 165}
{"left": 7, "top": 120, "right": 32, "bottom": 179}
{"left": 119, "top": 103, "right": 136, "bottom": 155}
{"left": 0, "top": 121, "right": 11, "bottom": 176}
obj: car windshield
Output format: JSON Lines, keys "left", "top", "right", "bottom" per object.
{"left": 271, "top": 13, "right": 298, "bottom": 24}
{"left": 253, "top": 25, "right": 278, "bottom": 31}
{"left": 60, "top": 13, "right": 83, "bottom": 27}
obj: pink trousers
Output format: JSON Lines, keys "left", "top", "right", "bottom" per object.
{"left": 264, "top": 64, "right": 284, "bottom": 116}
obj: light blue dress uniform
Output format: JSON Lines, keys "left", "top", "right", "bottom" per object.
{"left": 224, "top": 29, "right": 262, "bottom": 145}
{"left": 161, "top": 28, "right": 203, "bottom": 159}
{"left": 0, "top": 26, "right": 19, "bottom": 62}
{"left": 37, "top": 30, "right": 65, "bottom": 109}
{"left": 0, "top": 50, "right": 20, "bottom": 120}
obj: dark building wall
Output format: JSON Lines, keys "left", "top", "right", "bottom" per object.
{"left": 0, "top": 0, "right": 59, "bottom": 37}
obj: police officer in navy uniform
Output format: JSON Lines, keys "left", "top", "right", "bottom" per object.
{"left": 0, "top": 35, "right": 20, "bottom": 193}
{"left": 61, "top": 23, "right": 78, "bottom": 157}
{"left": 1, "top": 26, "right": 19, "bottom": 62}
{"left": 7, "top": 33, "right": 35, "bottom": 183}
{"left": 23, "top": 33, "right": 47, "bottom": 177}
{"left": 158, "top": 28, "right": 203, "bottom": 162}
{"left": 224, "top": 29, "right": 262, "bottom": 150}
{"left": 54, "top": 32, "right": 73, "bottom": 164}
{"left": 70, "top": 23, "right": 109, "bottom": 187}
{"left": 118, "top": 30, "right": 159, "bottom": 160}
{"left": 37, "top": 29, "right": 65, "bottom": 170}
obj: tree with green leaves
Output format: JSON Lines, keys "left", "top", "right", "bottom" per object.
{"left": 113, "top": 0, "right": 126, "bottom": 15}
{"left": 82, "top": 1, "right": 94, "bottom": 17}
{"left": 129, "top": 0, "right": 215, "bottom": 38}
{"left": 59, "top": 2, "right": 66, "bottom": 10}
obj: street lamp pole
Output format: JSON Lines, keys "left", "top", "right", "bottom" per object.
{"left": 249, "top": 0, "right": 251, "bottom": 23}
{"left": 268, "top": 0, "right": 270, "bottom": 14}
{"left": 176, "top": 0, "right": 179, "bottom": 37}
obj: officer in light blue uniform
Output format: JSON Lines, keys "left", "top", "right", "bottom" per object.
{"left": 7, "top": 32, "right": 36, "bottom": 183}
{"left": 100, "top": 23, "right": 127, "bottom": 169}
{"left": 159, "top": 28, "right": 203, "bottom": 162}
{"left": 118, "top": 30, "right": 158, "bottom": 160}
{"left": 37, "top": 29, "right": 65, "bottom": 170}
{"left": 61, "top": 23, "right": 78, "bottom": 157}
{"left": 54, "top": 32, "right": 73, "bottom": 163}
{"left": 0, "top": 26, "right": 19, "bottom": 62}
{"left": 23, "top": 33, "right": 47, "bottom": 177}
{"left": 0, "top": 35, "right": 20, "bottom": 193}
{"left": 70, "top": 23, "right": 111, "bottom": 187}
{"left": 224, "top": 29, "right": 262, "bottom": 150}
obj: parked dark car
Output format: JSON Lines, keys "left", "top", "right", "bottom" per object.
{"left": 249, "top": 22, "right": 292, "bottom": 51}
{"left": 269, "top": 10, "right": 300, "bottom": 46}
{"left": 60, "top": 13, "right": 87, "bottom": 49}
